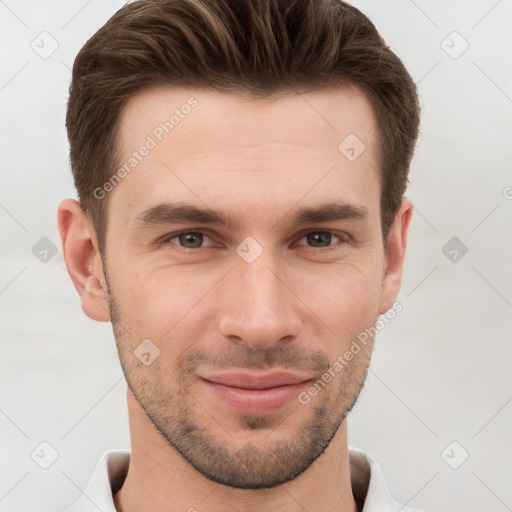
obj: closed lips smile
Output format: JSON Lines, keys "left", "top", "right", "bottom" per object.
{"left": 199, "top": 371, "right": 313, "bottom": 414}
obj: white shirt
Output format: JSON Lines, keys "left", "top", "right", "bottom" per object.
{"left": 63, "top": 447, "right": 420, "bottom": 512}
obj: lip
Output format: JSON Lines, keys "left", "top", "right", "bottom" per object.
{"left": 199, "top": 371, "right": 313, "bottom": 415}
{"left": 201, "top": 371, "right": 313, "bottom": 389}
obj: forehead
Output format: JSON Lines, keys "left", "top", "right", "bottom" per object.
{"left": 110, "top": 86, "right": 380, "bottom": 224}
{"left": 118, "top": 85, "right": 378, "bottom": 159}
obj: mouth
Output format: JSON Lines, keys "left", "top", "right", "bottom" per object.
{"left": 199, "top": 371, "right": 314, "bottom": 415}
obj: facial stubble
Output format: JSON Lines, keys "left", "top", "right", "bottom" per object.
{"left": 104, "top": 272, "right": 374, "bottom": 489}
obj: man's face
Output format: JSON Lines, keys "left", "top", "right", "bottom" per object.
{"left": 101, "top": 86, "right": 389, "bottom": 488}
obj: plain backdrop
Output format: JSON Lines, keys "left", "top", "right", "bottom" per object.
{"left": 1, "top": 1, "right": 511, "bottom": 511}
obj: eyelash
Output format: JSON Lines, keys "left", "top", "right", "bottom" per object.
{"left": 160, "top": 229, "right": 350, "bottom": 253}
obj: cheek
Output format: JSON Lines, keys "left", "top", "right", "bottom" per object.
{"left": 112, "top": 263, "right": 216, "bottom": 346}
{"left": 109, "top": 245, "right": 383, "bottom": 349}
{"left": 298, "top": 258, "right": 383, "bottom": 336}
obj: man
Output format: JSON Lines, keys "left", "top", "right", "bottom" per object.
{"left": 58, "top": 0, "right": 421, "bottom": 510}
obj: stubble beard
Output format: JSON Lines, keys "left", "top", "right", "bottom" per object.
{"left": 105, "top": 281, "right": 374, "bottom": 489}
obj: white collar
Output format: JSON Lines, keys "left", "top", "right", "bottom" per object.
{"left": 64, "top": 447, "right": 420, "bottom": 512}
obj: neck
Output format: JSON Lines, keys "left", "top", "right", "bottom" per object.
{"left": 114, "top": 389, "right": 358, "bottom": 512}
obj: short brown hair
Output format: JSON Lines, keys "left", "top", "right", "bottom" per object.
{"left": 66, "top": 0, "right": 420, "bottom": 252}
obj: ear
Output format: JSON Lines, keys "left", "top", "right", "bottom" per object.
{"left": 57, "top": 198, "right": 111, "bottom": 322}
{"left": 378, "top": 198, "right": 413, "bottom": 315}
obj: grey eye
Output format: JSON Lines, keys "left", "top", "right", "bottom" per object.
{"left": 167, "top": 231, "right": 214, "bottom": 249}
{"left": 297, "top": 231, "right": 341, "bottom": 248}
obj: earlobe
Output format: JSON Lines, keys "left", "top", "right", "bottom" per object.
{"left": 57, "top": 198, "right": 111, "bottom": 322}
{"left": 378, "top": 198, "right": 413, "bottom": 315}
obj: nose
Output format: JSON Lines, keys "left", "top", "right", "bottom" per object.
{"left": 217, "top": 252, "right": 302, "bottom": 351}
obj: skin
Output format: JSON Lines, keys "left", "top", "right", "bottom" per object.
{"left": 58, "top": 85, "right": 412, "bottom": 512}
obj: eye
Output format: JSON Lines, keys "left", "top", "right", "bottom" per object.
{"left": 296, "top": 231, "right": 346, "bottom": 249}
{"left": 163, "top": 231, "right": 215, "bottom": 249}
{"left": 161, "top": 229, "right": 349, "bottom": 252}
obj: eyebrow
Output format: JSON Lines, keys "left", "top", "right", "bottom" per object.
{"left": 132, "top": 201, "right": 368, "bottom": 232}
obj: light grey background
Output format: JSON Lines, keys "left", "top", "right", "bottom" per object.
{"left": 1, "top": 1, "right": 511, "bottom": 511}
